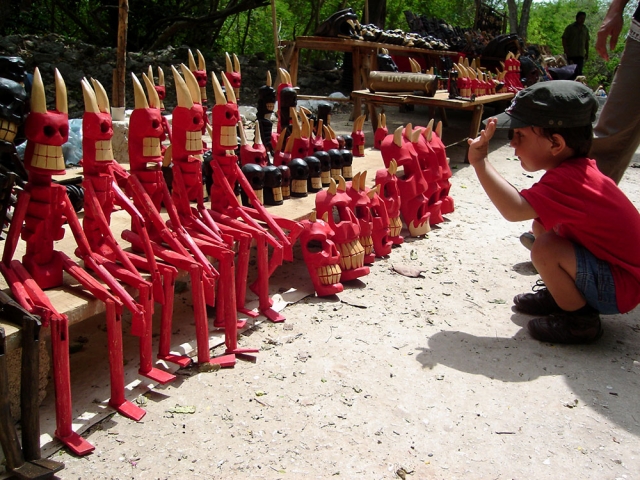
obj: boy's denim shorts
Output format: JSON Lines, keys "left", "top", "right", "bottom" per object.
{"left": 574, "top": 244, "right": 620, "bottom": 315}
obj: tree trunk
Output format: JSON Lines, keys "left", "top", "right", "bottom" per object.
{"left": 113, "top": 0, "right": 127, "bottom": 109}
{"left": 518, "top": 0, "right": 533, "bottom": 40}
{"left": 506, "top": 0, "right": 518, "bottom": 35}
{"left": 367, "top": 0, "right": 386, "bottom": 29}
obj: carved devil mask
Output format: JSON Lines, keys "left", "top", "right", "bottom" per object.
{"left": 300, "top": 211, "right": 343, "bottom": 297}
{"left": 315, "top": 176, "right": 369, "bottom": 282}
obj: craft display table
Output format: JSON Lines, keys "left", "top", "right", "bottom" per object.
{"left": 286, "top": 36, "right": 458, "bottom": 118}
{"left": 350, "top": 89, "right": 514, "bottom": 161}
{"left": 0, "top": 152, "right": 386, "bottom": 351}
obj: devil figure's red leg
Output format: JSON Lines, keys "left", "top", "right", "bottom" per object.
{"left": 49, "top": 313, "right": 95, "bottom": 455}
{"left": 104, "top": 299, "right": 146, "bottom": 421}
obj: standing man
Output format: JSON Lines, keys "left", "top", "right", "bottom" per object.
{"left": 562, "top": 11, "right": 590, "bottom": 76}
{"left": 589, "top": 0, "right": 640, "bottom": 184}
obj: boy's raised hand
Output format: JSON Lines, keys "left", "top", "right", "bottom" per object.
{"left": 467, "top": 117, "right": 497, "bottom": 165}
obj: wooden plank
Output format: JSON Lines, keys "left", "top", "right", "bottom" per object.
{"left": 351, "top": 89, "right": 514, "bottom": 110}
{"left": 297, "top": 95, "right": 352, "bottom": 103}
{"left": 293, "top": 36, "right": 456, "bottom": 58}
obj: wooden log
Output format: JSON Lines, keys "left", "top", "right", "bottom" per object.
{"left": 368, "top": 71, "right": 438, "bottom": 96}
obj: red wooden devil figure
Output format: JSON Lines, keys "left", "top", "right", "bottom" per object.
{"left": 167, "top": 64, "right": 258, "bottom": 356}
{"left": 80, "top": 76, "right": 177, "bottom": 385}
{"left": 120, "top": 71, "right": 235, "bottom": 367}
{"left": 207, "top": 71, "right": 303, "bottom": 322}
{"left": 0, "top": 68, "right": 144, "bottom": 456}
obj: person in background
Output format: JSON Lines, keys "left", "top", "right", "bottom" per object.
{"left": 589, "top": 0, "right": 640, "bottom": 184}
{"left": 562, "top": 11, "right": 590, "bottom": 76}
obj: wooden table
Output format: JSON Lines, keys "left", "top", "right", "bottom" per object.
{"left": 350, "top": 89, "right": 514, "bottom": 161}
{"left": 286, "top": 36, "right": 458, "bottom": 119}
{"left": 0, "top": 152, "right": 387, "bottom": 351}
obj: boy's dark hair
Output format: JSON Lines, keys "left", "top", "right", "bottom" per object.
{"left": 576, "top": 11, "right": 586, "bottom": 19}
{"left": 539, "top": 124, "right": 593, "bottom": 157}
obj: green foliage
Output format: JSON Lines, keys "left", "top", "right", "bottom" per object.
{"left": 1, "top": 0, "right": 632, "bottom": 90}
{"left": 526, "top": 0, "right": 633, "bottom": 89}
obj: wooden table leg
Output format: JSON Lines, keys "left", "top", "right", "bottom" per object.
{"left": 368, "top": 102, "right": 379, "bottom": 133}
{"left": 439, "top": 107, "right": 449, "bottom": 127}
{"left": 289, "top": 45, "right": 300, "bottom": 86}
{"left": 465, "top": 104, "right": 484, "bottom": 163}
{"left": 351, "top": 48, "right": 363, "bottom": 121}
{"left": 469, "top": 104, "right": 484, "bottom": 138}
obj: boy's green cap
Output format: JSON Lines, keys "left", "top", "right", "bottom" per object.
{"left": 494, "top": 80, "right": 598, "bottom": 129}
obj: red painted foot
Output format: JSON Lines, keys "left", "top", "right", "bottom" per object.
{"left": 158, "top": 353, "right": 192, "bottom": 368}
{"left": 238, "top": 307, "right": 259, "bottom": 318}
{"left": 206, "top": 354, "right": 236, "bottom": 368}
{"left": 110, "top": 399, "right": 146, "bottom": 421}
{"left": 139, "top": 367, "right": 176, "bottom": 385}
{"left": 56, "top": 431, "right": 95, "bottom": 456}
{"left": 226, "top": 347, "right": 260, "bottom": 354}
{"left": 262, "top": 308, "right": 285, "bottom": 323}
{"left": 213, "top": 319, "right": 247, "bottom": 329}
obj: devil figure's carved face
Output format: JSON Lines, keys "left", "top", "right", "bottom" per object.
{"left": 258, "top": 85, "right": 276, "bottom": 118}
{"left": 81, "top": 78, "right": 115, "bottom": 175}
{"left": 351, "top": 115, "right": 366, "bottom": 157}
{"left": 24, "top": 68, "right": 68, "bottom": 176}
{"left": 0, "top": 78, "right": 27, "bottom": 142}
{"left": 380, "top": 126, "right": 431, "bottom": 236}
{"left": 210, "top": 71, "right": 240, "bottom": 156}
{"left": 375, "top": 161, "right": 403, "bottom": 242}
{"left": 83, "top": 109, "right": 114, "bottom": 167}
{"left": 129, "top": 73, "right": 165, "bottom": 174}
{"left": 300, "top": 213, "right": 343, "bottom": 297}
{"left": 315, "top": 176, "right": 369, "bottom": 281}
{"left": 172, "top": 102, "right": 204, "bottom": 163}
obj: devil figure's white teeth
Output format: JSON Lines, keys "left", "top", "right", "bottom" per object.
{"left": 220, "top": 125, "right": 237, "bottom": 149}
{"left": 389, "top": 216, "right": 402, "bottom": 237}
{"left": 408, "top": 219, "right": 430, "bottom": 236}
{"left": 338, "top": 239, "right": 365, "bottom": 270}
{"left": 316, "top": 264, "right": 342, "bottom": 285}
{"left": 0, "top": 120, "right": 18, "bottom": 142}
{"left": 186, "top": 130, "right": 202, "bottom": 152}
{"left": 142, "top": 137, "right": 161, "bottom": 157}
{"left": 32, "top": 143, "right": 65, "bottom": 171}
{"left": 95, "top": 139, "right": 114, "bottom": 161}
{"left": 361, "top": 235, "right": 373, "bottom": 255}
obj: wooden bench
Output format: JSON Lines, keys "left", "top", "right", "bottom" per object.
{"left": 0, "top": 152, "right": 387, "bottom": 352}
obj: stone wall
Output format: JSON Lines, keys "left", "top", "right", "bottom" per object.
{"left": 0, "top": 33, "right": 347, "bottom": 118}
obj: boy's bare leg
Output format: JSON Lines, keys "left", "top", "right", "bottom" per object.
{"left": 530, "top": 219, "right": 545, "bottom": 237}
{"left": 530, "top": 231, "right": 586, "bottom": 311}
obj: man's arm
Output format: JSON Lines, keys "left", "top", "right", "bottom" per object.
{"left": 596, "top": 0, "right": 632, "bottom": 60}
{"left": 467, "top": 119, "right": 538, "bottom": 222}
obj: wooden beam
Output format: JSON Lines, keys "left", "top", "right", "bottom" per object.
{"left": 113, "top": 0, "right": 129, "bottom": 108}
{"left": 271, "top": 0, "right": 280, "bottom": 70}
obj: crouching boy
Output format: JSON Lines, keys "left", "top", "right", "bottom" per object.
{"left": 468, "top": 81, "right": 640, "bottom": 344}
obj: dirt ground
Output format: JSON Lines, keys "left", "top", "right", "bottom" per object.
{"left": 29, "top": 106, "right": 640, "bottom": 479}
